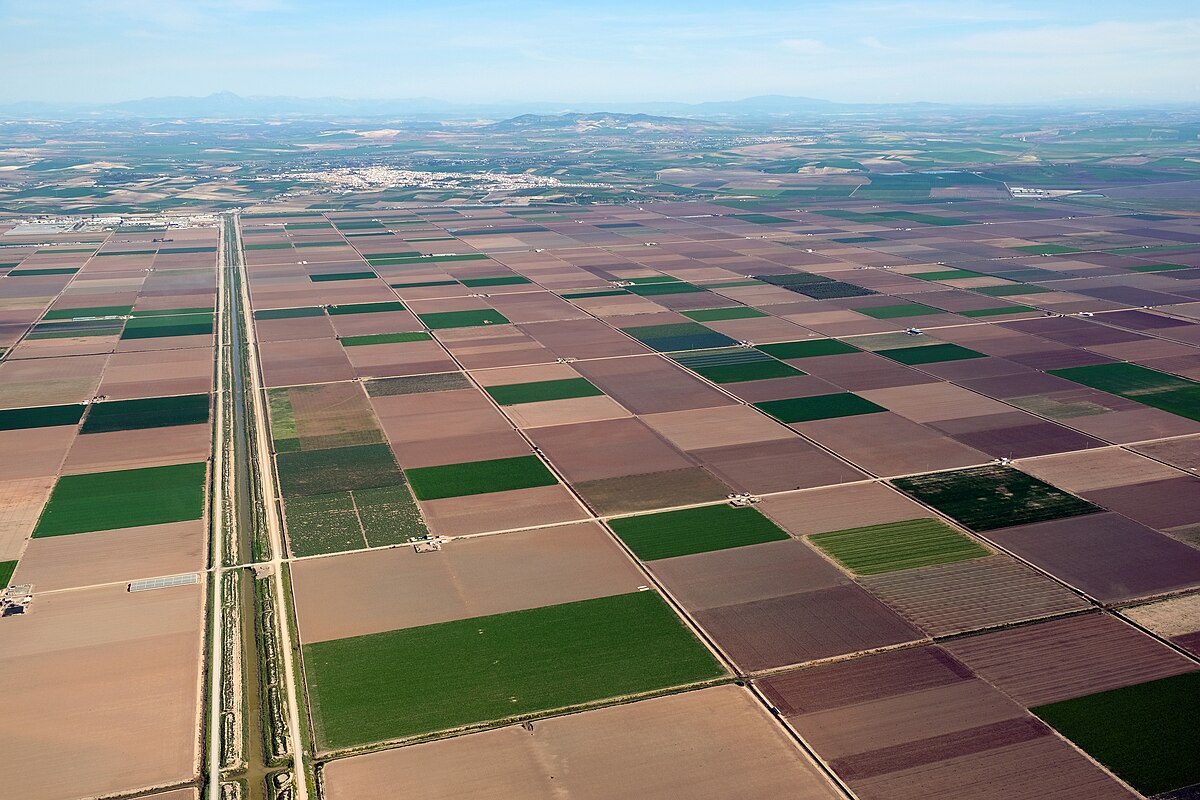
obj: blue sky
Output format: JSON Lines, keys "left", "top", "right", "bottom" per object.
{"left": 1, "top": 0, "right": 1197, "bottom": 104}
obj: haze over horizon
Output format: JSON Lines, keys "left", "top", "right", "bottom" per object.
{"left": 2, "top": 0, "right": 1198, "bottom": 107}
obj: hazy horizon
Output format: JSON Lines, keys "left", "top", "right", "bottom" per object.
{"left": 1, "top": 0, "right": 1198, "bottom": 107}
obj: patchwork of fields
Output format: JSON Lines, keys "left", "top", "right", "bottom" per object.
{"left": 235, "top": 198, "right": 1200, "bottom": 799}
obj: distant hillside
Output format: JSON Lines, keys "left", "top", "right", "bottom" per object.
{"left": 483, "top": 112, "right": 731, "bottom": 134}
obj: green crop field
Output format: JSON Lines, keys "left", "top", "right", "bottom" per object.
{"left": 303, "top": 590, "right": 724, "bottom": 749}
{"left": 284, "top": 492, "right": 366, "bottom": 556}
{"left": 626, "top": 281, "right": 705, "bottom": 296}
{"left": 365, "top": 372, "right": 472, "bottom": 396}
{"left": 327, "top": 301, "right": 406, "bottom": 315}
{"left": 959, "top": 305, "right": 1032, "bottom": 317}
{"left": 33, "top": 462, "right": 207, "bottom": 537}
{"left": 789, "top": 281, "right": 877, "bottom": 299}
{"left": 754, "top": 392, "right": 886, "bottom": 423}
{"left": 354, "top": 484, "right": 427, "bottom": 546}
{"left": 81, "top": 394, "right": 209, "bottom": 433}
{"left": 621, "top": 322, "right": 735, "bottom": 352}
{"left": 42, "top": 305, "right": 132, "bottom": 320}
{"left": 0, "top": 560, "right": 17, "bottom": 587}
{"left": 0, "top": 404, "right": 85, "bottom": 431}
{"left": 878, "top": 343, "right": 987, "bottom": 365}
{"left": 758, "top": 339, "right": 860, "bottom": 359}
{"left": 974, "top": 283, "right": 1050, "bottom": 296}
{"left": 853, "top": 303, "right": 942, "bottom": 319}
{"left": 120, "top": 312, "right": 214, "bottom": 340}
{"left": 609, "top": 504, "right": 789, "bottom": 561}
{"left": 1032, "top": 672, "right": 1200, "bottom": 795}
{"left": 891, "top": 465, "right": 1101, "bottom": 532}
{"left": 339, "top": 332, "right": 432, "bottom": 346}
{"left": 254, "top": 307, "right": 325, "bottom": 320}
{"left": 809, "top": 518, "right": 989, "bottom": 575}
{"left": 417, "top": 309, "right": 511, "bottom": 329}
{"left": 909, "top": 269, "right": 983, "bottom": 281}
{"left": 1049, "top": 362, "right": 1200, "bottom": 421}
{"left": 309, "top": 271, "right": 376, "bottom": 282}
{"left": 460, "top": 275, "right": 531, "bottom": 287}
{"left": 276, "top": 443, "right": 405, "bottom": 497}
{"left": 680, "top": 307, "right": 768, "bottom": 322}
{"left": 406, "top": 455, "right": 558, "bottom": 500}
{"left": 485, "top": 377, "right": 603, "bottom": 406}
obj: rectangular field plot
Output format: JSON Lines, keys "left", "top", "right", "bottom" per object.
{"left": 670, "top": 347, "right": 803, "bottom": 384}
{"left": 268, "top": 382, "right": 385, "bottom": 453}
{"left": 120, "top": 311, "right": 214, "bottom": 340}
{"left": 406, "top": 455, "right": 558, "bottom": 500}
{"left": 276, "top": 443, "right": 404, "bottom": 497}
{"left": 620, "top": 322, "right": 736, "bottom": 352}
{"left": 758, "top": 339, "right": 860, "bottom": 359}
{"left": 484, "top": 377, "right": 603, "bottom": 406}
{"left": 755, "top": 392, "right": 886, "bottom": 423}
{"left": 81, "top": 394, "right": 209, "bottom": 433}
{"left": 877, "top": 343, "right": 987, "bottom": 365}
{"left": 0, "top": 404, "right": 85, "bottom": 431}
{"left": 1048, "top": 362, "right": 1200, "bottom": 421}
{"left": 809, "top": 518, "right": 989, "bottom": 575}
{"left": 417, "top": 309, "right": 510, "bottom": 329}
{"left": 609, "top": 504, "right": 789, "bottom": 561}
{"left": 33, "top": 461, "right": 207, "bottom": 537}
{"left": 303, "top": 590, "right": 724, "bottom": 749}
{"left": 284, "top": 484, "right": 427, "bottom": 556}
{"left": 1032, "top": 672, "right": 1200, "bottom": 796}
{"left": 891, "top": 465, "right": 1101, "bottom": 532}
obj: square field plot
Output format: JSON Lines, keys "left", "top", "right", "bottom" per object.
{"left": 809, "top": 518, "right": 989, "bottom": 576}
{"left": 755, "top": 392, "right": 886, "bottom": 423}
{"left": 33, "top": 462, "right": 207, "bottom": 537}
{"left": 610, "top": 504, "right": 790, "bottom": 561}
{"left": 877, "top": 343, "right": 987, "bottom": 365}
{"left": 1032, "top": 672, "right": 1200, "bottom": 796}
{"left": 303, "top": 590, "right": 724, "bottom": 749}
{"left": 891, "top": 465, "right": 1101, "bottom": 532}
{"left": 406, "top": 455, "right": 557, "bottom": 500}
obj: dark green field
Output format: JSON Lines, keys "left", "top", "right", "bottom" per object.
{"left": 609, "top": 504, "right": 789, "bottom": 561}
{"left": 303, "top": 590, "right": 725, "bottom": 749}
{"left": 754, "top": 392, "right": 886, "bottom": 423}
{"left": 120, "top": 312, "right": 214, "bottom": 339}
{"left": 485, "top": 377, "right": 603, "bottom": 406}
{"left": 276, "top": 443, "right": 405, "bottom": 497}
{"left": 309, "top": 271, "right": 376, "bottom": 282}
{"left": 0, "top": 560, "right": 17, "bottom": 587}
{"left": 809, "top": 518, "right": 989, "bottom": 575}
{"left": 1049, "top": 362, "right": 1200, "bottom": 421}
{"left": 417, "top": 309, "right": 511, "bottom": 329}
{"left": 758, "top": 339, "right": 860, "bottom": 359}
{"left": 327, "top": 301, "right": 406, "bottom": 315}
{"left": 33, "top": 461, "right": 208, "bottom": 537}
{"left": 621, "top": 322, "right": 736, "bottom": 352}
{"left": 406, "top": 455, "right": 558, "bottom": 500}
{"left": 878, "top": 343, "right": 987, "bottom": 365}
{"left": 853, "top": 303, "right": 942, "bottom": 319}
{"left": 681, "top": 307, "right": 768, "bottom": 322}
{"left": 0, "top": 404, "right": 85, "bottom": 431}
{"left": 891, "top": 465, "right": 1101, "bottom": 532}
{"left": 339, "top": 331, "right": 431, "bottom": 346}
{"left": 1032, "top": 672, "right": 1200, "bottom": 795}
{"left": 81, "top": 394, "right": 209, "bottom": 433}
{"left": 670, "top": 347, "right": 803, "bottom": 384}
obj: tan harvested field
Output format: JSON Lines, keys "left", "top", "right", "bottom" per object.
{"left": 1131, "top": 435, "right": 1200, "bottom": 472}
{"left": 531, "top": 417, "right": 693, "bottom": 482}
{"left": 370, "top": 388, "right": 510, "bottom": 444}
{"left": 144, "top": 789, "right": 199, "bottom": 800}
{"left": 641, "top": 405, "right": 791, "bottom": 450}
{"left": 61, "top": 423, "right": 211, "bottom": 474}
{"left": 1122, "top": 592, "right": 1200, "bottom": 638}
{"left": 0, "top": 425, "right": 76, "bottom": 480}
{"left": 694, "top": 437, "right": 864, "bottom": 493}
{"left": 943, "top": 612, "right": 1198, "bottom": 707}
{"left": 435, "top": 327, "right": 556, "bottom": 370}
{"left": 322, "top": 685, "right": 843, "bottom": 800}
{"left": 519, "top": 319, "right": 650, "bottom": 359}
{"left": 503, "top": 395, "right": 631, "bottom": 428}
{"left": 1018, "top": 448, "right": 1185, "bottom": 492}
{"left": 390, "top": 429, "right": 532, "bottom": 469}
{"left": 859, "top": 555, "right": 1091, "bottom": 637}
{"left": 858, "top": 383, "right": 1013, "bottom": 424}
{"left": 470, "top": 362, "right": 581, "bottom": 386}
{"left": 420, "top": 484, "right": 588, "bottom": 536}
{"left": 0, "top": 353, "right": 108, "bottom": 408}
{"left": 796, "top": 412, "right": 989, "bottom": 476}
{"left": 292, "top": 522, "right": 644, "bottom": 642}
{"left": 574, "top": 356, "right": 736, "bottom": 414}
{"left": 12, "top": 520, "right": 204, "bottom": 592}
{"left": 0, "top": 477, "right": 54, "bottom": 560}
{"left": 0, "top": 583, "right": 202, "bottom": 800}
{"left": 98, "top": 347, "right": 214, "bottom": 399}
{"left": 760, "top": 482, "right": 923, "bottom": 536}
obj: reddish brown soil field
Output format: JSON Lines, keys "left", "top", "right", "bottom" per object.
{"left": 529, "top": 417, "right": 693, "bottom": 483}
{"left": 0, "top": 426, "right": 77, "bottom": 481}
{"left": 942, "top": 612, "right": 1198, "bottom": 707}
{"left": 291, "top": 522, "right": 645, "bottom": 642}
{"left": 420, "top": 484, "right": 588, "bottom": 536}
{"left": 797, "top": 412, "right": 989, "bottom": 476}
{"left": 259, "top": 339, "right": 355, "bottom": 386}
{"left": 0, "top": 583, "right": 202, "bottom": 800}
{"left": 574, "top": 356, "right": 736, "bottom": 414}
{"left": 322, "top": 685, "right": 843, "bottom": 800}
{"left": 61, "top": 424, "right": 211, "bottom": 474}
{"left": 99, "top": 347, "right": 213, "bottom": 399}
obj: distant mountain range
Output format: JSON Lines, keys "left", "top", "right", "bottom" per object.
{"left": 0, "top": 91, "right": 945, "bottom": 121}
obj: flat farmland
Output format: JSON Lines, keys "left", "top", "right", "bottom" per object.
{"left": 321, "top": 685, "right": 843, "bottom": 800}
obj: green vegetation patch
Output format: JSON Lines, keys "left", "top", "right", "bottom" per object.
{"left": 670, "top": 347, "right": 802, "bottom": 384}
{"left": 1128, "top": 263, "right": 1191, "bottom": 273}
{"left": 909, "top": 269, "right": 983, "bottom": 281}
{"left": 120, "top": 312, "right": 213, "bottom": 340}
{"left": 1010, "top": 244, "right": 1081, "bottom": 255}
{"left": 732, "top": 213, "right": 794, "bottom": 224}
{"left": 370, "top": 253, "right": 489, "bottom": 266}
{"left": 891, "top": 465, "right": 1101, "bottom": 532}
{"left": 304, "top": 590, "right": 723, "bottom": 749}
{"left": 406, "top": 455, "right": 557, "bottom": 500}
{"left": 854, "top": 303, "right": 942, "bottom": 319}
{"left": 33, "top": 462, "right": 207, "bottom": 537}
{"left": 755, "top": 392, "right": 886, "bottom": 423}
{"left": 758, "top": 339, "right": 860, "bottom": 359}
{"left": 959, "top": 305, "right": 1032, "bottom": 317}
{"left": 81, "top": 394, "right": 209, "bottom": 434}
{"left": 42, "top": 305, "right": 132, "bottom": 320}
{"left": 790, "top": 281, "right": 877, "bottom": 299}
{"left": 327, "top": 302, "right": 406, "bottom": 315}
{"left": 340, "top": 332, "right": 432, "bottom": 347}
{"left": 974, "top": 283, "right": 1050, "bottom": 297}
{"left": 1048, "top": 362, "right": 1200, "bottom": 421}
{"left": 309, "top": 271, "right": 376, "bottom": 282}
{"left": 254, "top": 307, "right": 325, "bottom": 320}
{"left": 1032, "top": 672, "right": 1200, "bottom": 795}
{"left": 681, "top": 307, "right": 768, "bottom": 322}
{"left": 459, "top": 275, "right": 531, "bottom": 287}
{"left": 626, "top": 281, "right": 705, "bottom": 296}
{"left": 0, "top": 560, "right": 16, "bottom": 587}
{"left": 417, "top": 309, "right": 510, "bottom": 329}
{"left": 284, "top": 492, "right": 365, "bottom": 556}
{"left": 621, "top": 322, "right": 735, "bottom": 352}
{"left": 276, "top": 443, "right": 404, "bottom": 497}
{"left": 810, "top": 518, "right": 989, "bottom": 575}
{"left": 7, "top": 267, "right": 80, "bottom": 276}
{"left": 365, "top": 372, "right": 471, "bottom": 396}
{"left": 0, "top": 404, "right": 85, "bottom": 431}
{"left": 355, "top": 484, "right": 428, "bottom": 546}
{"left": 562, "top": 289, "right": 629, "bottom": 299}
{"left": 609, "top": 504, "right": 789, "bottom": 561}
{"left": 878, "top": 343, "right": 987, "bottom": 365}
{"left": 485, "top": 378, "right": 603, "bottom": 406}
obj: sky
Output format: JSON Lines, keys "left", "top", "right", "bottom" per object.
{"left": 1, "top": 0, "right": 1198, "bottom": 106}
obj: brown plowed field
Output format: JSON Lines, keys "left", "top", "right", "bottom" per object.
{"left": 859, "top": 555, "right": 1091, "bottom": 637}
{"left": 1084, "top": 476, "right": 1200, "bottom": 530}
{"left": 12, "top": 520, "right": 204, "bottom": 592}
{"left": 0, "top": 477, "right": 54, "bottom": 560}
{"left": 61, "top": 424, "right": 211, "bottom": 474}
{"left": 796, "top": 413, "right": 989, "bottom": 476}
{"left": 0, "top": 583, "right": 202, "bottom": 800}
{"left": 1131, "top": 435, "right": 1200, "bottom": 472}
{"left": 291, "top": 522, "right": 645, "bottom": 643}
{"left": 0, "top": 426, "right": 77, "bottom": 481}
{"left": 942, "top": 612, "right": 1198, "bottom": 707}
{"left": 1018, "top": 448, "right": 1184, "bottom": 492}
{"left": 98, "top": 347, "right": 213, "bottom": 399}
{"left": 322, "top": 685, "right": 843, "bottom": 800}
{"left": 693, "top": 437, "right": 865, "bottom": 493}
{"left": 258, "top": 339, "right": 355, "bottom": 387}
{"left": 760, "top": 482, "right": 925, "bottom": 536}
{"left": 420, "top": 484, "right": 587, "bottom": 537}
{"left": 574, "top": 467, "right": 731, "bottom": 516}
{"left": 641, "top": 405, "right": 791, "bottom": 451}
